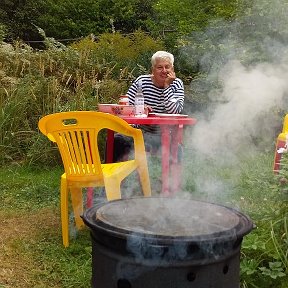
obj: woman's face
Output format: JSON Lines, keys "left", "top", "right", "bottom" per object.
{"left": 152, "top": 58, "right": 174, "bottom": 85}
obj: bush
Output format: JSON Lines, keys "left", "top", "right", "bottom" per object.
{"left": 71, "top": 31, "right": 163, "bottom": 78}
{"left": 0, "top": 31, "right": 163, "bottom": 164}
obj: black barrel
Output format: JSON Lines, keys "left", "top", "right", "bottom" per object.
{"left": 83, "top": 197, "right": 254, "bottom": 288}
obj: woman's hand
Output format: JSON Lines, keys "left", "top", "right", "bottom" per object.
{"left": 164, "top": 71, "right": 176, "bottom": 88}
{"left": 145, "top": 105, "right": 153, "bottom": 113}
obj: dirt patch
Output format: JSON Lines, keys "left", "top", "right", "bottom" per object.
{"left": 0, "top": 209, "right": 60, "bottom": 288}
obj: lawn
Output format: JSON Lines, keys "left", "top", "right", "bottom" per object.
{"left": 0, "top": 150, "right": 287, "bottom": 288}
{"left": 0, "top": 165, "right": 92, "bottom": 288}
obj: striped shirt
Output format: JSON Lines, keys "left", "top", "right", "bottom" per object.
{"left": 126, "top": 75, "right": 184, "bottom": 114}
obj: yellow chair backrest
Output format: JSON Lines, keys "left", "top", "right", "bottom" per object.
{"left": 39, "top": 111, "right": 145, "bottom": 182}
{"left": 273, "top": 114, "right": 288, "bottom": 172}
{"left": 278, "top": 114, "right": 288, "bottom": 141}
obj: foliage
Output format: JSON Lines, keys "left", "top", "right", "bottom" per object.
{"left": 71, "top": 31, "right": 163, "bottom": 76}
{"left": 0, "top": 31, "right": 162, "bottom": 165}
{"left": 0, "top": 23, "right": 6, "bottom": 42}
{"left": 0, "top": 0, "right": 158, "bottom": 46}
{"left": 235, "top": 153, "right": 287, "bottom": 288}
{"left": 183, "top": 150, "right": 288, "bottom": 288}
{"left": 145, "top": 0, "right": 242, "bottom": 56}
{"left": 151, "top": 0, "right": 239, "bottom": 36}
{"left": 0, "top": 0, "right": 246, "bottom": 49}
{"left": 0, "top": 0, "right": 43, "bottom": 43}
{"left": 177, "top": 0, "right": 288, "bottom": 116}
{"left": 240, "top": 203, "right": 287, "bottom": 287}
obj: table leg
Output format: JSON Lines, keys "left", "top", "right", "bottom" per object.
{"left": 161, "top": 126, "right": 170, "bottom": 196}
{"left": 106, "top": 129, "right": 114, "bottom": 163}
{"left": 170, "top": 125, "right": 184, "bottom": 194}
{"left": 86, "top": 187, "right": 94, "bottom": 208}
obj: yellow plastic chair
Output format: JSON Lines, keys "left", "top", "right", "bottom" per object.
{"left": 273, "top": 114, "right": 288, "bottom": 173}
{"left": 38, "top": 111, "right": 151, "bottom": 247}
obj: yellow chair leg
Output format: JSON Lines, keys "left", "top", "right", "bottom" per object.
{"left": 137, "top": 165, "right": 152, "bottom": 197}
{"left": 70, "top": 187, "right": 85, "bottom": 229}
{"left": 60, "top": 177, "right": 69, "bottom": 247}
{"left": 104, "top": 177, "right": 121, "bottom": 200}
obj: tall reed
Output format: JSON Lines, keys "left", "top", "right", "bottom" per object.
{"left": 0, "top": 32, "right": 164, "bottom": 164}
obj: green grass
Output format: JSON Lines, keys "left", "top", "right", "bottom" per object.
{"left": 0, "top": 165, "right": 61, "bottom": 211}
{"left": 0, "top": 150, "right": 287, "bottom": 287}
{"left": 182, "top": 149, "right": 288, "bottom": 288}
{"left": 0, "top": 165, "right": 92, "bottom": 288}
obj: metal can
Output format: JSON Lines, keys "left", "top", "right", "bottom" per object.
{"left": 119, "top": 95, "right": 129, "bottom": 105}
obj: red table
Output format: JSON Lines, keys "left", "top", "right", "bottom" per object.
{"left": 106, "top": 115, "right": 197, "bottom": 196}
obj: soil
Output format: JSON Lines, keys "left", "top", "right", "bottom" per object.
{"left": 0, "top": 209, "right": 59, "bottom": 288}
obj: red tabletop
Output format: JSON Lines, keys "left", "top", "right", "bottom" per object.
{"left": 106, "top": 114, "right": 197, "bottom": 196}
{"left": 119, "top": 116, "right": 197, "bottom": 126}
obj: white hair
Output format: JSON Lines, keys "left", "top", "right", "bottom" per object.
{"left": 151, "top": 51, "right": 174, "bottom": 67}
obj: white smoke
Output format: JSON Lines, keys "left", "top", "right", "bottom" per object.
{"left": 180, "top": 0, "right": 288, "bottom": 199}
{"left": 192, "top": 60, "right": 288, "bottom": 158}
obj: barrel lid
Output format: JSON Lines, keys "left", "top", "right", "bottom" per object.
{"left": 83, "top": 197, "right": 253, "bottom": 242}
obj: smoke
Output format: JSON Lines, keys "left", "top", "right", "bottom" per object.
{"left": 179, "top": 0, "right": 288, "bottom": 199}
{"left": 192, "top": 60, "right": 288, "bottom": 158}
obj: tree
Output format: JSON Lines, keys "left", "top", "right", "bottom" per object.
{"left": 149, "top": 0, "right": 239, "bottom": 36}
{"left": 36, "top": 0, "right": 156, "bottom": 40}
{"left": 0, "top": 0, "right": 157, "bottom": 46}
{"left": 0, "top": 0, "right": 242, "bottom": 48}
{"left": 0, "top": 0, "right": 43, "bottom": 42}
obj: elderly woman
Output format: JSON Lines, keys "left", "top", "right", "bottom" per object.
{"left": 127, "top": 50, "right": 184, "bottom": 114}
{"left": 113, "top": 50, "right": 185, "bottom": 161}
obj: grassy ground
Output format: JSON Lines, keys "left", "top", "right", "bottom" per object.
{"left": 0, "top": 151, "right": 287, "bottom": 287}
{"left": 0, "top": 165, "right": 92, "bottom": 288}
{"left": 0, "top": 158, "right": 162, "bottom": 288}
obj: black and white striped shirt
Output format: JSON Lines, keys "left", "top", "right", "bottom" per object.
{"left": 126, "top": 75, "right": 184, "bottom": 114}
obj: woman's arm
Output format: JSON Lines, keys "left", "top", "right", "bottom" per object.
{"left": 162, "top": 78, "right": 185, "bottom": 114}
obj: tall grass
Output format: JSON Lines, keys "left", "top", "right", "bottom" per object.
{"left": 0, "top": 32, "right": 163, "bottom": 165}
{"left": 183, "top": 149, "right": 288, "bottom": 288}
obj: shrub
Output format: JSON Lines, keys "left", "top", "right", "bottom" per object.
{"left": 0, "top": 31, "right": 164, "bottom": 164}
{"left": 71, "top": 31, "right": 164, "bottom": 78}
